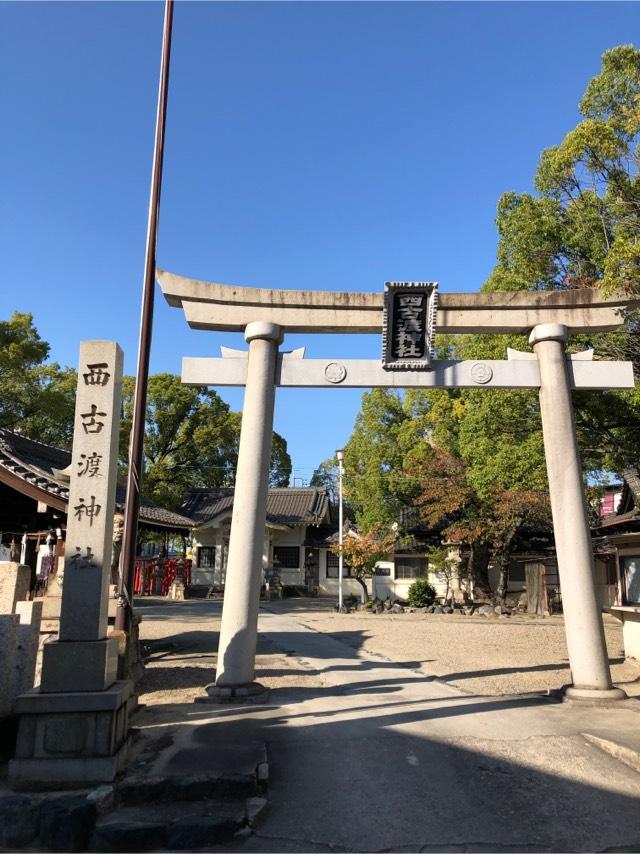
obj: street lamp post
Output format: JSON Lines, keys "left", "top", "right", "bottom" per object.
{"left": 336, "top": 449, "right": 345, "bottom": 611}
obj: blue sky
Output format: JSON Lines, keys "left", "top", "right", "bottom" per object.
{"left": 2, "top": 2, "right": 638, "bottom": 481}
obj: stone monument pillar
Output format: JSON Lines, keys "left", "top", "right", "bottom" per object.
{"left": 205, "top": 322, "right": 282, "bottom": 700}
{"left": 10, "top": 341, "right": 132, "bottom": 789}
{"left": 529, "top": 323, "right": 626, "bottom": 702}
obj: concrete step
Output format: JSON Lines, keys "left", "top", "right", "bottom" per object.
{"left": 117, "top": 771, "right": 263, "bottom": 806}
{"left": 90, "top": 798, "right": 268, "bottom": 852}
{"left": 0, "top": 745, "right": 270, "bottom": 851}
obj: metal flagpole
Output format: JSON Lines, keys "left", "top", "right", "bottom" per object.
{"left": 336, "top": 449, "right": 345, "bottom": 611}
{"left": 116, "top": 0, "right": 174, "bottom": 634}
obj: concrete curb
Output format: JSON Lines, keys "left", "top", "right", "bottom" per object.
{"left": 583, "top": 732, "right": 640, "bottom": 774}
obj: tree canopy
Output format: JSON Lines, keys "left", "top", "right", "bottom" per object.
{"left": 481, "top": 43, "right": 640, "bottom": 475}
{"left": 486, "top": 44, "right": 640, "bottom": 298}
{"left": 119, "top": 373, "right": 292, "bottom": 510}
{"left": 0, "top": 313, "right": 292, "bottom": 511}
{"left": 0, "top": 312, "right": 76, "bottom": 447}
{"left": 340, "top": 45, "right": 640, "bottom": 590}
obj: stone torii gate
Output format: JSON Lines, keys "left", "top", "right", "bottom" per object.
{"left": 159, "top": 269, "right": 636, "bottom": 704}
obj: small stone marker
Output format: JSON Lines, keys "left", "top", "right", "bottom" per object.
{"left": 40, "top": 341, "right": 123, "bottom": 693}
{"left": 0, "top": 614, "right": 19, "bottom": 717}
{"left": 13, "top": 600, "right": 43, "bottom": 698}
{"left": 0, "top": 563, "right": 30, "bottom": 614}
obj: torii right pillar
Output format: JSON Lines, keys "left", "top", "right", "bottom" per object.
{"left": 530, "top": 323, "right": 626, "bottom": 702}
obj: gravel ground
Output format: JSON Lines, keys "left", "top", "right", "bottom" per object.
{"left": 135, "top": 597, "right": 640, "bottom": 701}
{"left": 287, "top": 604, "right": 640, "bottom": 697}
{"left": 136, "top": 599, "right": 325, "bottom": 707}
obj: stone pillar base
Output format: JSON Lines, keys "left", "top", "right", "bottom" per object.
{"left": 169, "top": 580, "right": 185, "bottom": 601}
{"left": 563, "top": 685, "right": 628, "bottom": 704}
{"left": 195, "top": 681, "right": 270, "bottom": 705}
{"left": 9, "top": 680, "right": 132, "bottom": 790}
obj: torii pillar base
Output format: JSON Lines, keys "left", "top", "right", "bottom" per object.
{"left": 563, "top": 686, "right": 627, "bottom": 704}
{"left": 197, "top": 681, "right": 271, "bottom": 705}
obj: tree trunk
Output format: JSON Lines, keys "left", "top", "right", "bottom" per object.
{"left": 470, "top": 542, "right": 491, "bottom": 600}
{"left": 356, "top": 574, "right": 369, "bottom": 603}
{"left": 496, "top": 555, "right": 509, "bottom": 604}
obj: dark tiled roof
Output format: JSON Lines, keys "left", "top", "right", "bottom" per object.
{"left": 0, "top": 429, "right": 70, "bottom": 500}
{"left": 266, "top": 487, "right": 329, "bottom": 526}
{"left": 181, "top": 489, "right": 235, "bottom": 526}
{"left": 183, "top": 486, "right": 330, "bottom": 528}
{"left": 623, "top": 468, "right": 640, "bottom": 502}
{"left": 616, "top": 468, "right": 640, "bottom": 515}
{"left": 0, "top": 428, "right": 194, "bottom": 531}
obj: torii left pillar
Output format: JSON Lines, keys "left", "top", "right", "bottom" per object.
{"left": 204, "top": 322, "right": 283, "bottom": 702}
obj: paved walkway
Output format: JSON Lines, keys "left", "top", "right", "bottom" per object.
{"left": 138, "top": 604, "right": 640, "bottom": 852}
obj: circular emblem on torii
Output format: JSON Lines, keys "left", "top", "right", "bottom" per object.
{"left": 324, "top": 362, "right": 347, "bottom": 384}
{"left": 470, "top": 362, "right": 493, "bottom": 384}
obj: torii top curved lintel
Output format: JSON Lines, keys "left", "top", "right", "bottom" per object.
{"left": 157, "top": 268, "right": 637, "bottom": 335}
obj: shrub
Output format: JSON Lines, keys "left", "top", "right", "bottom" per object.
{"left": 407, "top": 578, "right": 437, "bottom": 607}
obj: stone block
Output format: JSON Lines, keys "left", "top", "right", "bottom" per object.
{"left": 91, "top": 820, "right": 167, "bottom": 852}
{"left": 40, "top": 637, "right": 118, "bottom": 693}
{"left": 117, "top": 776, "right": 168, "bottom": 806}
{"left": 0, "top": 794, "right": 39, "bottom": 848}
{"left": 214, "top": 772, "right": 257, "bottom": 799}
{"left": 245, "top": 796, "right": 269, "bottom": 828}
{"left": 0, "top": 613, "right": 18, "bottom": 717}
{"left": 622, "top": 610, "right": 640, "bottom": 659}
{"left": 39, "top": 794, "right": 97, "bottom": 852}
{"left": 14, "top": 600, "right": 43, "bottom": 696}
{"left": 9, "top": 680, "right": 131, "bottom": 789}
{"left": 0, "top": 562, "right": 30, "bottom": 613}
{"left": 166, "top": 774, "right": 218, "bottom": 802}
{"left": 86, "top": 784, "right": 115, "bottom": 815}
{"left": 167, "top": 813, "right": 244, "bottom": 849}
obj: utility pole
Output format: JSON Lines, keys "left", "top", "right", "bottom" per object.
{"left": 116, "top": 0, "right": 174, "bottom": 634}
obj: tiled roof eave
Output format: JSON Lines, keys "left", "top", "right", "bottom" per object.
{"left": 0, "top": 464, "right": 68, "bottom": 511}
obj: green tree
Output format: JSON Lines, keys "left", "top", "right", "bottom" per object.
{"left": 341, "top": 46, "right": 640, "bottom": 601}
{"left": 408, "top": 445, "right": 551, "bottom": 602}
{"left": 425, "top": 544, "right": 461, "bottom": 605}
{"left": 268, "top": 431, "right": 293, "bottom": 487}
{"left": 482, "top": 43, "right": 640, "bottom": 472}
{"left": 119, "top": 374, "right": 292, "bottom": 509}
{"left": 485, "top": 46, "right": 640, "bottom": 298}
{"left": 0, "top": 312, "right": 76, "bottom": 447}
{"left": 343, "top": 389, "right": 421, "bottom": 530}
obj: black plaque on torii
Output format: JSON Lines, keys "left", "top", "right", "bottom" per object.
{"left": 382, "top": 281, "right": 438, "bottom": 370}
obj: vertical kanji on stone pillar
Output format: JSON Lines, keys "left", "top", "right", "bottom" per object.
{"left": 40, "top": 341, "right": 123, "bottom": 694}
